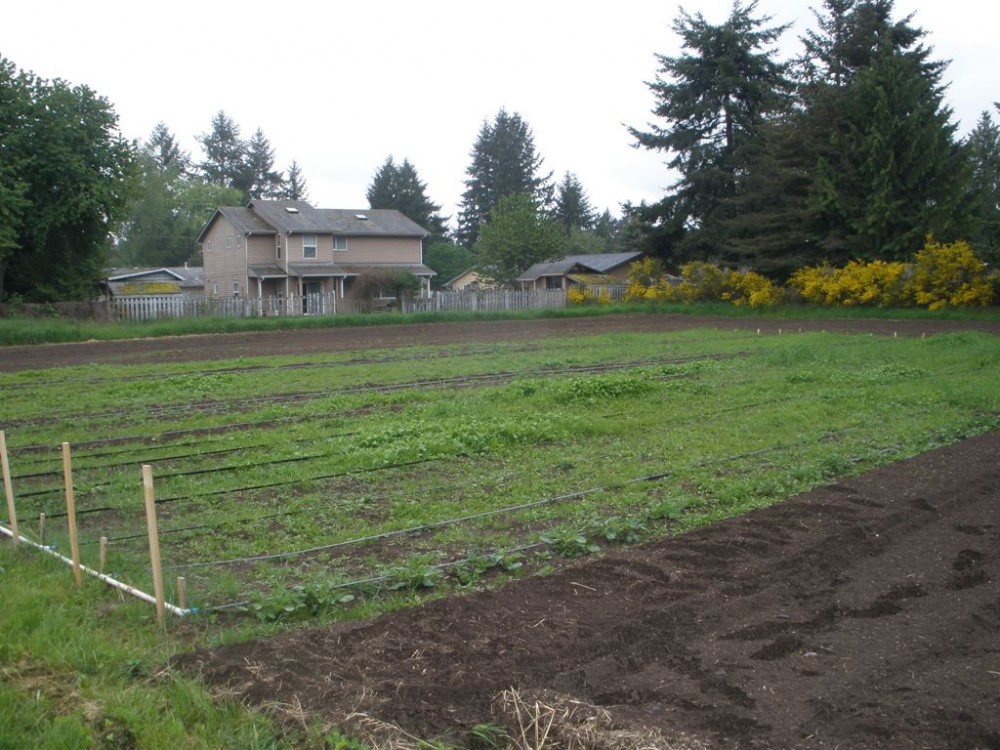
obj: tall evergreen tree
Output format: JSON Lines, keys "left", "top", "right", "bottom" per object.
{"left": 144, "top": 121, "right": 189, "bottom": 175}
{"left": 366, "top": 156, "right": 448, "bottom": 241}
{"left": 805, "top": 6, "right": 967, "bottom": 261}
{"left": 457, "top": 109, "right": 553, "bottom": 247}
{"left": 965, "top": 109, "right": 1000, "bottom": 264}
{"left": 283, "top": 160, "right": 309, "bottom": 201}
{"left": 240, "top": 128, "right": 286, "bottom": 200}
{"left": 628, "top": 1, "right": 792, "bottom": 261}
{"left": 197, "top": 111, "right": 245, "bottom": 190}
{"left": 552, "top": 172, "right": 597, "bottom": 234}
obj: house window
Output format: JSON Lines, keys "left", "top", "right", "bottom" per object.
{"left": 276, "top": 238, "right": 282, "bottom": 260}
{"left": 333, "top": 236, "right": 347, "bottom": 251}
{"left": 206, "top": 241, "right": 213, "bottom": 253}
{"left": 212, "top": 283, "right": 218, "bottom": 295}
{"left": 232, "top": 282, "right": 240, "bottom": 297}
{"left": 225, "top": 235, "right": 234, "bottom": 249}
{"left": 302, "top": 234, "right": 317, "bottom": 259}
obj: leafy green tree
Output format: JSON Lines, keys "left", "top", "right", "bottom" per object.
{"left": 473, "top": 193, "right": 564, "bottom": 285}
{"left": 458, "top": 109, "right": 553, "bottom": 247}
{"left": 629, "top": 1, "right": 792, "bottom": 261}
{"left": 0, "top": 57, "right": 137, "bottom": 301}
{"left": 423, "top": 241, "right": 474, "bottom": 289}
{"left": 552, "top": 172, "right": 596, "bottom": 233}
{"left": 965, "top": 109, "right": 1000, "bottom": 264}
{"left": 366, "top": 156, "right": 448, "bottom": 241}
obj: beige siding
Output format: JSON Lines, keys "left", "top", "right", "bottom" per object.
{"left": 247, "top": 235, "right": 276, "bottom": 265}
{"left": 336, "top": 236, "right": 423, "bottom": 264}
{"left": 202, "top": 218, "right": 248, "bottom": 296}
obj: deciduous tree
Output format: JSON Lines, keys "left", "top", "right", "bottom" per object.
{"left": 0, "top": 57, "right": 137, "bottom": 301}
{"left": 473, "top": 193, "right": 564, "bottom": 285}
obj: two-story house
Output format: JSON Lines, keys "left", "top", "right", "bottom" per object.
{"left": 197, "top": 200, "right": 434, "bottom": 303}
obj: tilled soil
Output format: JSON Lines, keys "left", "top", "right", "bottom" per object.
{"left": 4, "top": 312, "right": 1000, "bottom": 372}
{"left": 177, "top": 430, "right": 1000, "bottom": 749}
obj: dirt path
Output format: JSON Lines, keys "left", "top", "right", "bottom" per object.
{"left": 178, "top": 430, "right": 1000, "bottom": 749}
{"left": 4, "top": 312, "right": 1000, "bottom": 372}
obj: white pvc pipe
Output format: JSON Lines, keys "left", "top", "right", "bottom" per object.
{"left": 0, "top": 522, "right": 192, "bottom": 617}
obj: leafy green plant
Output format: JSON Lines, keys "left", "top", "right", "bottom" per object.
{"left": 540, "top": 528, "right": 600, "bottom": 558}
{"left": 590, "top": 515, "right": 648, "bottom": 544}
{"left": 383, "top": 559, "right": 442, "bottom": 591}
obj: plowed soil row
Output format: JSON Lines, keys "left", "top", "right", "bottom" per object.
{"left": 5, "top": 312, "right": 1000, "bottom": 372}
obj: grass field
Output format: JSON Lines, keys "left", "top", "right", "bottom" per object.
{"left": 2, "top": 322, "right": 1000, "bottom": 748}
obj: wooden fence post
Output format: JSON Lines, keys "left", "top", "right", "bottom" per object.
{"left": 61, "top": 442, "right": 82, "bottom": 585}
{"left": 1, "top": 431, "right": 19, "bottom": 547}
{"left": 142, "top": 465, "right": 166, "bottom": 624}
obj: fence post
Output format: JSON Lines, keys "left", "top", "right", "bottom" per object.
{"left": 1, "top": 431, "right": 19, "bottom": 547}
{"left": 142, "top": 465, "right": 166, "bottom": 624}
{"left": 61, "top": 442, "right": 82, "bottom": 585}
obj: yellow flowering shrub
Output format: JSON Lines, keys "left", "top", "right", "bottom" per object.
{"left": 723, "top": 270, "right": 784, "bottom": 308}
{"left": 789, "top": 260, "right": 908, "bottom": 307}
{"left": 567, "top": 287, "right": 590, "bottom": 305}
{"left": 904, "top": 238, "right": 994, "bottom": 310}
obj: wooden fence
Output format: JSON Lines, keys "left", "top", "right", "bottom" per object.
{"left": 6, "top": 286, "right": 629, "bottom": 322}
{"left": 401, "top": 289, "right": 569, "bottom": 313}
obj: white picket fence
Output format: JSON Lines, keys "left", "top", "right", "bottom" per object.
{"left": 109, "top": 286, "right": 627, "bottom": 322}
{"left": 109, "top": 294, "right": 368, "bottom": 321}
{"left": 402, "top": 289, "right": 569, "bottom": 313}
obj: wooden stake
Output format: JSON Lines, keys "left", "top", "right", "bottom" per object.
{"left": 142, "top": 465, "right": 166, "bottom": 624}
{"left": 1, "top": 430, "right": 19, "bottom": 547}
{"left": 99, "top": 536, "right": 108, "bottom": 574}
{"left": 61, "top": 442, "right": 82, "bottom": 585}
{"left": 176, "top": 576, "right": 187, "bottom": 611}
{"left": 39, "top": 512, "right": 46, "bottom": 545}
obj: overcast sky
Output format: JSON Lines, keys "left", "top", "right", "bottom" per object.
{"left": 3, "top": 1, "right": 997, "bottom": 226}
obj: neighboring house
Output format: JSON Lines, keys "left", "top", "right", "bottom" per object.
{"left": 106, "top": 265, "right": 205, "bottom": 298}
{"left": 516, "top": 252, "right": 644, "bottom": 291}
{"left": 443, "top": 269, "right": 500, "bottom": 291}
{"left": 197, "top": 200, "right": 434, "bottom": 301}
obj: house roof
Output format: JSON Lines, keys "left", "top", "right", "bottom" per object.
{"left": 107, "top": 266, "right": 204, "bottom": 287}
{"left": 198, "top": 200, "right": 429, "bottom": 242}
{"left": 253, "top": 262, "right": 436, "bottom": 279}
{"left": 516, "top": 252, "right": 644, "bottom": 282}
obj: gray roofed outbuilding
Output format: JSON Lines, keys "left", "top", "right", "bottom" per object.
{"left": 516, "top": 252, "right": 644, "bottom": 282}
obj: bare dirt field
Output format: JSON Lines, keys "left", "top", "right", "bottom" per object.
{"left": 4, "top": 312, "right": 1000, "bottom": 372}
{"left": 7, "top": 313, "right": 998, "bottom": 748}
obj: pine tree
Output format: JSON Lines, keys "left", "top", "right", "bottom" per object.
{"left": 240, "top": 128, "right": 286, "bottom": 200}
{"left": 806, "top": 11, "right": 967, "bottom": 261}
{"left": 965, "top": 109, "right": 1000, "bottom": 264}
{"left": 284, "top": 160, "right": 309, "bottom": 202}
{"left": 552, "top": 172, "right": 597, "bottom": 234}
{"left": 144, "top": 122, "right": 189, "bottom": 175}
{"left": 457, "top": 109, "right": 552, "bottom": 247}
{"left": 197, "top": 111, "right": 245, "bottom": 190}
{"left": 628, "top": 1, "right": 792, "bottom": 261}
{"left": 366, "top": 156, "right": 448, "bottom": 241}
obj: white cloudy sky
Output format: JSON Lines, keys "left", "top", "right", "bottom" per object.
{"left": 3, "top": 1, "right": 997, "bottom": 226}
